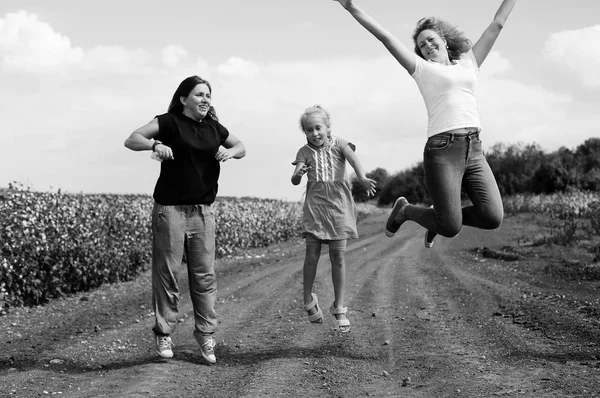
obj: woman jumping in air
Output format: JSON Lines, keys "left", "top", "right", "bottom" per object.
{"left": 332, "top": 0, "right": 517, "bottom": 248}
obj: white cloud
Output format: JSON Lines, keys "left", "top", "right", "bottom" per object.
{"left": 543, "top": 25, "right": 600, "bottom": 88}
{"left": 81, "top": 45, "right": 155, "bottom": 75}
{"left": 478, "top": 51, "right": 512, "bottom": 79}
{"left": 0, "top": 11, "right": 83, "bottom": 73}
{"left": 217, "top": 57, "right": 260, "bottom": 77}
{"left": 478, "top": 78, "right": 573, "bottom": 148}
{"left": 195, "top": 58, "right": 210, "bottom": 73}
{"left": 0, "top": 10, "right": 159, "bottom": 76}
{"left": 0, "top": 10, "right": 596, "bottom": 200}
{"left": 162, "top": 44, "right": 189, "bottom": 69}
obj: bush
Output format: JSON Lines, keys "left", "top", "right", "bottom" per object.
{"left": 214, "top": 197, "right": 303, "bottom": 256}
{"left": 0, "top": 188, "right": 152, "bottom": 308}
{"left": 0, "top": 185, "right": 380, "bottom": 311}
{"left": 503, "top": 190, "right": 600, "bottom": 220}
{"left": 503, "top": 191, "right": 600, "bottom": 251}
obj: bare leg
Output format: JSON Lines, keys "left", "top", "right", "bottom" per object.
{"left": 303, "top": 238, "right": 322, "bottom": 318}
{"left": 329, "top": 249, "right": 346, "bottom": 317}
{"left": 329, "top": 239, "right": 349, "bottom": 331}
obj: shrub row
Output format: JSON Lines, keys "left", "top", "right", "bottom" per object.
{"left": 503, "top": 190, "right": 600, "bottom": 248}
{"left": 0, "top": 190, "right": 154, "bottom": 308}
{"left": 503, "top": 190, "right": 600, "bottom": 226}
{"left": 214, "top": 197, "right": 303, "bottom": 256}
{"left": 0, "top": 187, "right": 384, "bottom": 310}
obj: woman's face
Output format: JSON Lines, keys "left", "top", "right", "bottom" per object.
{"left": 302, "top": 114, "right": 330, "bottom": 147}
{"left": 416, "top": 29, "right": 448, "bottom": 63}
{"left": 181, "top": 83, "right": 211, "bottom": 121}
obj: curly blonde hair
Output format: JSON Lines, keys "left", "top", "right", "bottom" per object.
{"left": 412, "top": 17, "right": 471, "bottom": 62}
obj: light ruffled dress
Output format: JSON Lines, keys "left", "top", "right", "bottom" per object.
{"left": 293, "top": 136, "right": 358, "bottom": 241}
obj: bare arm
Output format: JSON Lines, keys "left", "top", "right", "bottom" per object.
{"left": 333, "top": 0, "right": 417, "bottom": 74}
{"left": 291, "top": 161, "right": 309, "bottom": 186}
{"left": 471, "top": 0, "right": 517, "bottom": 67}
{"left": 124, "top": 118, "right": 159, "bottom": 151}
{"left": 216, "top": 133, "right": 246, "bottom": 162}
{"left": 124, "top": 118, "right": 174, "bottom": 160}
{"left": 343, "top": 145, "right": 376, "bottom": 197}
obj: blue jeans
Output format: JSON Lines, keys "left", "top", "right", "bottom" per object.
{"left": 151, "top": 203, "right": 218, "bottom": 339}
{"left": 405, "top": 131, "right": 503, "bottom": 237}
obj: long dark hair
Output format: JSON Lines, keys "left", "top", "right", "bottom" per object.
{"left": 167, "top": 75, "right": 218, "bottom": 121}
{"left": 412, "top": 17, "right": 471, "bottom": 62}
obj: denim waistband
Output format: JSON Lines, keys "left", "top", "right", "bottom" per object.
{"left": 430, "top": 129, "right": 480, "bottom": 141}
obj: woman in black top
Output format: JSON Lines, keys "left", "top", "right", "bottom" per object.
{"left": 124, "top": 75, "right": 246, "bottom": 364}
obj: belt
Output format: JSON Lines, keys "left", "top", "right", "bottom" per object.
{"left": 431, "top": 128, "right": 480, "bottom": 141}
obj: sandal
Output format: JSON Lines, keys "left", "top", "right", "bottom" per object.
{"left": 330, "top": 305, "right": 350, "bottom": 333}
{"left": 304, "top": 293, "right": 323, "bottom": 324}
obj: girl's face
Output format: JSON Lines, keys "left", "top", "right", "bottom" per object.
{"left": 302, "top": 114, "right": 330, "bottom": 147}
{"left": 181, "top": 83, "right": 211, "bottom": 121}
{"left": 416, "top": 29, "right": 448, "bottom": 63}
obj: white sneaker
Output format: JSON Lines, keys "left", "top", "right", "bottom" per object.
{"left": 155, "top": 335, "right": 173, "bottom": 358}
{"left": 197, "top": 335, "right": 216, "bottom": 365}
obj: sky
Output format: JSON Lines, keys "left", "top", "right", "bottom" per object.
{"left": 1, "top": 0, "right": 599, "bottom": 201}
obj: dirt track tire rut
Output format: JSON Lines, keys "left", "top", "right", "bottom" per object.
{"left": 1, "top": 213, "right": 599, "bottom": 397}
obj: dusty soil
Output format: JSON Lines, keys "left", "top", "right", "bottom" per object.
{"left": 1, "top": 212, "right": 599, "bottom": 398}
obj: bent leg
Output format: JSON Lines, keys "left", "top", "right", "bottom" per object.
{"left": 406, "top": 137, "right": 467, "bottom": 237}
{"left": 462, "top": 141, "right": 504, "bottom": 230}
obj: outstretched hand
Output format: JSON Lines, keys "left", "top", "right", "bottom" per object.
{"left": 294, "top": 163, "right": 312, "bottom": 178}
{"left": 359, "top": 177, "right": 377, "bottom": 197}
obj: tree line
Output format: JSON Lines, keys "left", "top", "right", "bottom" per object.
{"left": 352, "top": 137, "right": 600, "bottom": 206}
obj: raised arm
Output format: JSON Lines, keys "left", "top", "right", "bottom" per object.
{"left": 333, "top": 0, "right": 417, "bottom": 74}
{"left": 471, "top": 0, "right": 517, "bottom": 67}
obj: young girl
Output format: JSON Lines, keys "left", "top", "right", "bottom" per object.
{"left": 291, "top": 105, "right": 376, "bottom": 332}
{"left": 332, "top": 0, "right": 516, "bottom": 248}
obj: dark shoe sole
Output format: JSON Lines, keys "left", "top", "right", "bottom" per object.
{"left": 385, "top": 197, "right": 408, "bottom": 237}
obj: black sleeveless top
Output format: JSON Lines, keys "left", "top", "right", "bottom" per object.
{"left": 153, "top": 112, "right": 229, "bottom": 205}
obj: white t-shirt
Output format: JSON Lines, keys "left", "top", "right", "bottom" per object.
{"left": 412, "top": 49, "right": 481, "bottom": 137}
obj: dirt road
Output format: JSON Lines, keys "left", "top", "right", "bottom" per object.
{"left": 1, "top": 213, "right": 599, "bottom": 397}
